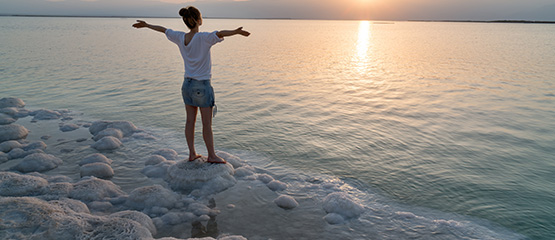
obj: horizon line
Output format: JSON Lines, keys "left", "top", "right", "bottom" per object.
{"left": 1, "top": 14, "right": 555, "bottom": 24}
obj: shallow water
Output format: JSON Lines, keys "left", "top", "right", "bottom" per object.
{"left": 1, "top": 17, "right": 555, "bottom": 239}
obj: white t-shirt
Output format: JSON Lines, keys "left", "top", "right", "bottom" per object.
{"left": 165, "top": 29, "right": 223, "bottom": 80}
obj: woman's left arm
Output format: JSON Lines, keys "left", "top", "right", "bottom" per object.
{"left": 216, "top": 27, "right": 250, "bottom": 38}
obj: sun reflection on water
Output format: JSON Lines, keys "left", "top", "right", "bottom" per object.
{"left": 353, "top": 21, "right": 372, "bottom": 75}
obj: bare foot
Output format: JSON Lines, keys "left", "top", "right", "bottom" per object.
{"left": 189, "top": 154, "right": 203, "bottom": 162}
{"left": 206, "top": 155, "right": 226, "bottom": 164}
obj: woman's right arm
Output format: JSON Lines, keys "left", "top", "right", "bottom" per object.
{"left": 132, "top": 20, "right": 167, "bottom": 33}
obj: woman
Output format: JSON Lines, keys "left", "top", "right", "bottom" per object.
{"left": 133, "top": 6, "right": 250, "bottom": 164}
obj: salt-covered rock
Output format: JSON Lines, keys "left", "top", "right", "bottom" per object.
{"left": 216, "top": 151, "right": 245, "bottom": 168}
{"left": 0, "top": 140, "right": 22, "bottom": 152}
{"left": 322, "top": 192, "right": 365, "bottom": 219}
{"left": 0, "top": 107, "right": 18, "bottom": 116}
{"left": 9, "top": 148, "right": 45, "bottom": 160}
{"left": 0, "top": 171, "right": 48, "bottom": 196}
{"left": 267, "top": 180, "right": 287, "bottom": 191}
{"left": 1, "top": 107, "right": 30, "bottom": 118}
{"left": 32, "top": 109, "right": 62, "bottom": 120}
{"left": 0, "top": 196, "right": 154, "bottom": 240}
{"left": 145, "top": 154, "right": 166, "bottom": 166}
{"left": 88, "top": 216, "right": 154, "bottom": 239}
{"left": 91, "top": 136, "right": 122, "bottom": 151}
{"left": 165, "top": 160, "right": 236, "bottom": 195}
{"left": 131, "top": 132, "right": 157, "bottom": 140}
{"left": 49, "top": 198, "right": 90, "bottom": 213}
{"left": 324, "top": 213, "right": 345, "bottom": 224}
{"left": 234, "top": 166, "right": 255, "bottom": 178}
{"left": 0, "top": 124, "right": 29, "bottom": 142}
{"left": 44, "top": 182, "right": 74, "bottom": 198}
{"left": 89, "top": 120, "right": 138, "bottom": 137}
{"left": 188, "top": 202, "right": 212, "bottom": 216}
{"left": 141, "top": 161, "right": 174, "bottom": 178}
{"left": 80, "top": 153, "right": 113, "bottom": 166}
{"left": 160, "top": 211, "right": 182, "bottom": 225}
{"left": 60, "top": 123, "right": 79, "bottom": 132}
{"left": 11, "top": 153, "right": 63, "bottom": 173}
{"left": 80, "top": 162, "right": 114, "bottom": 179}
{"left": 0, "top": 152, "right": 8, "bottom": 163}
{"left": 7, "top": 148, "right": 26, "bottom": 159}
{"left": 23, "top": 141, "right": 47, "bottom": 151}
{"left": 125, "top": 184, "right": 179, "bottom": 211}
{"left": 257, "top": 173, "right": 274, "bottom": 184}
{"left": 26, "top": 172, "right": 72, "bottom": 183}
{"left": 273, "top": 195, "right": 298, "bottom": 209}
{"left": 93, "top": 128, "right": 124, "bottom": 141}
{"left": 219, "top": 236, "right": 248, "bottom": 240}
{"left": 88, "top": 200, "right": 114, "bottom": 212}
{"left": 110, "top": 210, "right": 157, "bottom": 235}
{"left": 152, "top": 148, "right": 178, "bottom": 160}
{"left": 0, "top": 97, "right": 25, "bottom": 108}
{"left": 70, "top": 177, "right": 126, "bottom": 202}
{"left": 0, "top": 113, "right": 16, "bottom": 125}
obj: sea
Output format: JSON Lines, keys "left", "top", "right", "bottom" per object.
{"left": 1, "top": 16, "right": 554, "bottom": 239}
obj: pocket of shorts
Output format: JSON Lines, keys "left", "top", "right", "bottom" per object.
{"left": 192, "top": 87, "right": 206, "bottom": 98}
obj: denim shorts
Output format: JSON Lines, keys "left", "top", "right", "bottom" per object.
{"left": 181, "top": 78, "right": 215, "bottom": 108}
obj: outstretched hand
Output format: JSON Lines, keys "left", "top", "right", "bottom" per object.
{"left": 235, "top": 27, "right": 250, "bottom": 37}
{"left": 132, "top": 20, "right": 148, "bottom": 28}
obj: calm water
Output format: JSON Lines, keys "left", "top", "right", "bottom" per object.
{"left": 1, "top": 17, "right": 555, "bottom": 239}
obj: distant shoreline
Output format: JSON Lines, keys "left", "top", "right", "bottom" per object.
{"left": 408, "top": 20, "right": 555, "bottom": 24}
{"left": 1, "top": 14, "right": 554, "bottom": 24}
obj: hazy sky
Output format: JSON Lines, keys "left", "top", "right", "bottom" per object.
{"left": 1, "top": 0, "right": 554, "bottom": 21}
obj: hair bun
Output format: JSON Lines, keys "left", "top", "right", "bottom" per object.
{"left": 179, "top": 8, "right": 188, "bottom": 17}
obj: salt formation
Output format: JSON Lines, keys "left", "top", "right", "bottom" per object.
{"left": 145, "top": 155, "right": 167, "bottom": 166}
{"left": 91, "top": 136, "right": 122, "bottom": 151}
{"left": 233, "top": 165, "right": 255, "bottom": 178}
{"left": 273, "top": 195, "right": 298, "bottom": 209}
{"left": 11, "top": 153, "right": 63, "bottom": 173}
{"left": 89, "top": 120, "right": 139, "bottom": 137}
{"left": 267, "top": 180, "right": 287, "bottom": 191}
{"left": 322, "top": 192, "right": 365, "bottom": 224}
{"left": 70, "top": 177, "right": 126, "bottom": 202}
{"left": 79, "top": 153, "right": 114, "bottom": 179}
{"left": 0, "top": 107, "right": 30, "bottom": 118}
{"left": 31, "top": 109, "right": 62, "bottom": 120}
{"left": 0, "top": 140, "right": 22, "bottom": 152}
{"left": 165, "top": 160, "right": 236, "bottom": 195}
{"left": 0, "top": 113, "right": 16, "bottom": 125}
{"left": 0, "top": 171, "right": 48, "bottom": 196}
{"left": 60, "top": 123, "right": 79, "bottom": 132}
{"left": 0, "top": 197, "right": 156, "bottom": 239}
{"left": 110, "top": 210, "right": 157, "bottom": 236}
{"left": 125, "top": 184, "right": 179, "bottom": 212}
{"left": 257, "top": 173, "right": 274, "bottom": 184}
{"left": 93, "top": 128, "right": 124, "bottom": 141}
{"left": 0, "top": 124, "right": 29, "bottom": 142}
{"left": 80, "top": 162, "right": 114, "bottom": 179}
{"left": 0, "top": 97, "right": 25, "bottom": 108}
{"left": 80, "top": 153, "right": 113, "bottom": 166}
{"left": 142, "top": 160, "right": 174, "bottom": 178}
{"left": 152, "top": 148, "right": 178, "bottom": 160}
{"left": 0, "top": 152, "right": 7, "bottom": 163}
{"left": 23, "top": 141, "right": 47, "bottom": 151}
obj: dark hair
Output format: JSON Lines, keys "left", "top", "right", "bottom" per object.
{"left": 179, "top": 6, "right": 201, "bottom": 29}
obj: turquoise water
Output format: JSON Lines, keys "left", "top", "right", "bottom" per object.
{"left": 1, "top": 16, "right": 555, "bottom": 239}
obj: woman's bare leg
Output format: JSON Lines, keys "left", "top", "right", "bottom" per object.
{"left": 200, "top": 106, "right": 225, "bottom": 163}
{"left": 185, "top": 104, "right": 202, "bottom": 161}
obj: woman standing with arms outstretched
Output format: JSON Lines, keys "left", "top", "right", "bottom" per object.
{"left": 133, "top": 6, "right": 250, "bottom": 164}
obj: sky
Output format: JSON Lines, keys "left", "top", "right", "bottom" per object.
{"left": 1, "top": 0, "right": 555, "bottom": 21}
